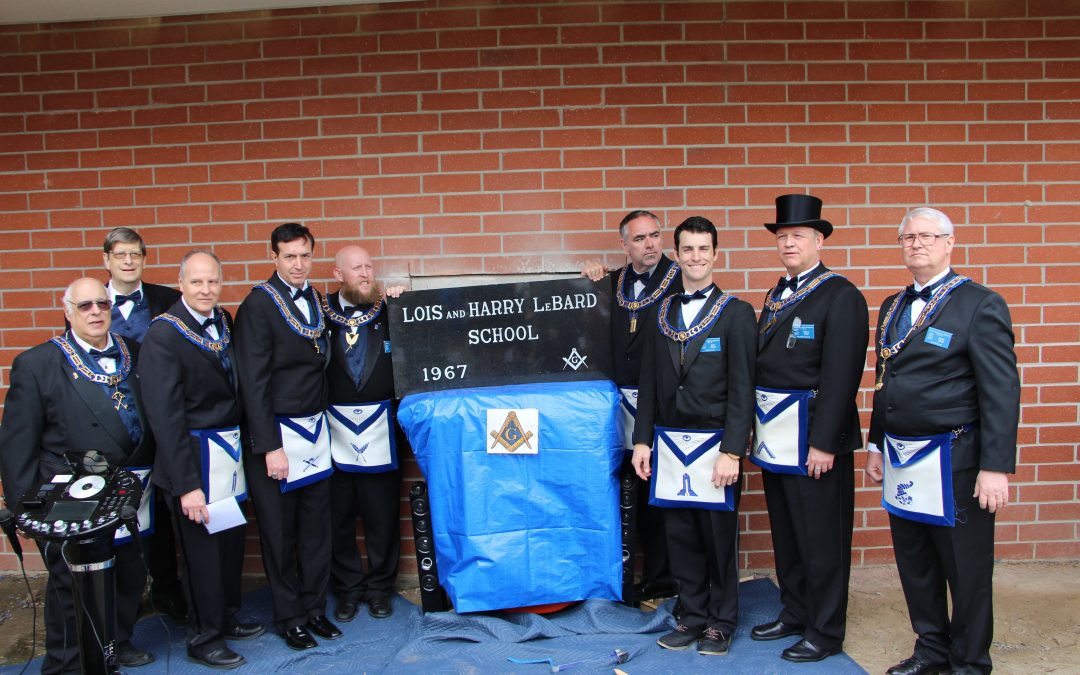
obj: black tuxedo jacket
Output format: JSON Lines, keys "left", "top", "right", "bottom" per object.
{"left": 0, "top": 334, "right": 154, "bottom": 506}
{"left": 868, "top": 277, "right": 1020, "bottom": 473}
{"left": 609, "top": 255, "right": 684, "bottom": 386}
{"left": 142, "top": 282, "right": 182, "bottom": 318}
{"left": 139, "top": 301, "right": 242, "bottom": 496}
{"left": 755, "top": 269, "right": 870, "bottom": 455}
{"left": 234, "top": 274, "right": 330, "bottom": 455}
{"left": 632, "top": 289, "right": 757, "bottom": 458}
{"left": 325, "top": 292, "right": 395, "bottom": 405}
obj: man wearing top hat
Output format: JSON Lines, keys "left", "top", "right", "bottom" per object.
{"left": 100, "top": 227, "right": 188, "bottom": 622}
{"left": 234, "top": 223, "right": 342, "bottom": 650}
{"left": 631, "top": 216, "right": 756, "bottom": 656}
{"left": 0, "top": 277, "right": 156, "bottom": 672}
{"left": 322, "top": 245, "right": 408, "bottom": 623}
{"left": 865, "top": 207, "right": 1019, "bottom": 675}
{"left": 748, "top": 195, "right": 869, "bottom": 663}
{"left": 581, "top": 210, "right": 683, "bottom": 603}
{"left": 139, "top": 250, "right": 265, "bottom": 670}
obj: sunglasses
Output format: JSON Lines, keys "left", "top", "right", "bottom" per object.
{"left": 67, "top": 299, "right": 112, "bottom": 313}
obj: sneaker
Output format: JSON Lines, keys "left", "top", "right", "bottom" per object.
{"left": 697, "top": 626, "right": 731, "bottom": 655}
{"left": 657, "top": 624, "right": 701, "bottom": 650}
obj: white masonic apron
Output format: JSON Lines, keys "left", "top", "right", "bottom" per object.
{"left": 649, "top": 426, "right": 734, "bottom": 511}
{"left": 192, "top": 426, "right": 247, "bottom": 504}
{"left": 751, "top": 387, "right": 813, "bottom": 476}
{"left": 114, "top": 466, "right": 153, "bottom": 544}
{"left": 882, "top": 426, "right": 970, "bottom": 527}
{"left": 619, "top": 387, "right": 638, "bottom": 451}
{"left": 276, "top": 412, "right": 332, "bottom": 493}
{"left": 327, "top": 401, "right": 398, "bottom": 473}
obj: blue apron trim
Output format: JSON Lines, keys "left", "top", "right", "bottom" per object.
{"left": 750, "top": 387, "right": 813, "bottom": 476}
{"left": 192, "top": 425, "right": 248, "bottom": 504}
{"left": 327, "top": 401, "right": 399, "bottom": 474}
{"left": 881, "top": 425, "right": 972, "bottom": 527}
{"left": 649, "top": 427, "right": 734, "bottom": 512}
{"left": 275, "top": 413, "right": 333, "bottom": 492}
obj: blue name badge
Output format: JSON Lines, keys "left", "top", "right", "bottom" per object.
{"left": 384, "top": 340, "right": 392, "bottom": 353}
{"left": 791, "top": 324, "right": 815, "bottom": 340}
{"left": 924, "top": 327, "right": 952, "bottom": 349}
{"left": 701, "top": 337, "right": 721, "bottom": 353}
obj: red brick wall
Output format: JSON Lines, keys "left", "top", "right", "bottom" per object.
{"left": 1, "top": 1, "right": 1078, "bottom": 576}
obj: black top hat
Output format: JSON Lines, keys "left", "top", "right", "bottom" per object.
{"left": 764, "top": 194, "right": 833, "bottom": 238}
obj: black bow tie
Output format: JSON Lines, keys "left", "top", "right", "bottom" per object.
{"left": 626, "top": 268, "right": 651, "bottom": 285}
{"left": 777, "top": 276, "right": 799, "bottom": 293}
{"left": 200, "top": 315, "right": 221, "bottom": 334}
{"left": 89, "top": 345, "right": 120, "bottom": 360}
{"left": 341, "top": 304, "right": 371, "bottom": 316}
{"left": 677, "top": 289, "right": 709, "bottom": 304}
{"left": 904, "top": 285, "right": 934, "bottom": 302}
{"left": 114, "top": 290, "right": 142, "bottom": 306}
{"left": 292, "top": 286, "right": 314, "bottom": 302}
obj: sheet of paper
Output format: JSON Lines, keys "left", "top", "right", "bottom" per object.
{"left": 204, "top": 497, "right": 246, "bottom": 534}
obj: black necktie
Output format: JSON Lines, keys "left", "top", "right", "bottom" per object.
{"left": 114, "top": 290, "right": 142, "bottom": 306}
{"left": 776, "top": 276, "right": 799, "bottom": 294}
{"left": 88, "top": 345, "right": 120, "bottom": 361}
{"left": 677, "top": 289, "right": 708, "bottom": 304}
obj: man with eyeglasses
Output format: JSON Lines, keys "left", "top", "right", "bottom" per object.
{"left": 865, "top": 207, "right": 1020, "bottom": 675}
{"left": 234, "top": 223, "right": 340, "bottom": 651}
{"left": 749, "top": 195, "right": 869, "bottom": 663}
{"left": 0, "top": 277, "right": 157, "bottom": 672}
{"left": 99, "top": 227, "right": 190, "bottom": 625}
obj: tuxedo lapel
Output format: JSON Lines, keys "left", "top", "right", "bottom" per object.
{"left": 61, "top": 356, "right": 133, "bottom": 454}
{"left": 680, "top": 292, "right": 721, "bottom": 373}
{"left": 358, "top": 317, "right": 384, "bottom": 390}
{"left": 664, "top": 301, "right": 682, "bottom": 374}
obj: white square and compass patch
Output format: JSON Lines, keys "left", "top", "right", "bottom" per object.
{"left": 486, "top": 408, "right": 540, "bottom": 455}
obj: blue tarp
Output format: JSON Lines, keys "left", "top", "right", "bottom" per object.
{"left": 398, "top": 380, "right": 623, "bottom": 613}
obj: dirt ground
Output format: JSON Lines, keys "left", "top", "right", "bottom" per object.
{"left": 0, "top": 560, "right": 1076, "bottom": 673}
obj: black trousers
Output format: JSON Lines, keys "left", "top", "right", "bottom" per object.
{"left": 245, "top": 451, "right": 332, "bottom": 632}
{"left": 663, "top": 482, "right": 741, "bottom": 635}
{"left": 39, "top": 537, "right": 145, "bottom": 674}
{"left": 890, "top": 466, "right": 996, "bottom": 675}
{"left": 762, "top": 451, "right": 854, "bottom": 650}
{"left": 628, "top": 459, "right": 671, "bottom": 586}
{"left": 329, "top": 469, "right": 401, "bottom": 599}
{"left": 148, "top": 488, "right": 183, "bottom": 601}
{"left": 166, "top": 492, "right": 245, "bottom": 654}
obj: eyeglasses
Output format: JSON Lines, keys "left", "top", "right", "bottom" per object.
{"left": 897, "top": 233, "right": 949, "bottom": 247}
{"left": 67, "top": 299, "right": 112, "bottom": 313}
{"left": 108, "top": 250, "right": 144, "bottom": 261}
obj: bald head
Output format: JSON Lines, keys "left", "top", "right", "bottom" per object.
{"left": 63, "top": 277, "right": 111, "bottom": 347}
{"left": 333, "top": 245, "right": 379, "bottom": 305}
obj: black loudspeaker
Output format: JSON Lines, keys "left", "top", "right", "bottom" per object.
{"left": 409, "top": 482, "right": 450, "bottom": 614}
{"left": 619, "top": 466, "right": 638, "bottom": 607}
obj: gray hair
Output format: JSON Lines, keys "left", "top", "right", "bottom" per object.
{"left": 900, "top": 207, "right": 955, "bottom": 236}
{"left": 618, "top": 210, "right": 662, "bottom": 240}
{"left": 179, "top": 249, "right": 223, "bottom": 279}
{"left": 103, "top": 227, "right": 146, "bottom": 255}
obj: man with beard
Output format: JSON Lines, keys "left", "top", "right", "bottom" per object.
{"left": 0, "top": 277, "right": 156, "bottom": 672}
{"left": 581, "top": 210, "right": 682, "bottom": 604}
{"left": 632, "top": 216, "right": 756, "bottom": 656}
{"left": 749, "top": 194, "right": 869, "bottom": 663}
{"left": 140, "top": 250, "right": 265, "bottom": 669}
{"left": 234, "top": 223, "right": 341, "bottom": 650}
{"left": 322, "top": 245, "right": 407, "bottom": 622}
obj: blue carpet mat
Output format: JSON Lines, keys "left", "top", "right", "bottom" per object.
{"left": 4, "top": 578, "right": 867, "bottom": 674}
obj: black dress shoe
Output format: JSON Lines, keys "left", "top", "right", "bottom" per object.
{"left": 225, "top": 620, "right": 265, "bottom": 640}
{"left": 367, "top": 593, "right": 393, "bottom": 619}
{"left": 335, "top": 596, "right": 360, "bottom": 622}
{"left": 187, "top": 645, "right": 246, "bottom": 670}
{"left": 117, "top": 641, "right": 155, "bottom": 668}
{"left": 283, "top": 625, "right": 317, "bottom": 651}
{"left": 781, "top": 638, "right": 841, "bottom": 663}
{"left": 634, "top": 579, "right": 677, "bottom": 600}
{"left": 751, "top": 619, "right": 804, "bottom": 641}
{"left": 306, "top": 614, "right": 342, "bottom": 639}
{"left": 887, "top": 656, "right": 951, "bottom": 675}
